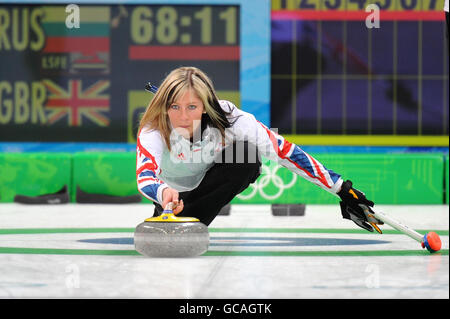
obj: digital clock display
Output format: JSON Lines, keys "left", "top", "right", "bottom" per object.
{"left": 126, "top": 6, "right": 240, "bottom": 80}
{"left": 0, "top": 4, "right": 240, "bottom": 142}
{"left": 130, "top": 6, "right": 238, "bottom": 46}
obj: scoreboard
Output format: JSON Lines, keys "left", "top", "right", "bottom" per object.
{"left": 0, "top": 1, "right": 270, "bottom": 143}
{"left": 0, "top": 4, "right": 239, "bottom": 142}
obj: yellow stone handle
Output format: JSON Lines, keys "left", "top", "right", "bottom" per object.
{"left": 144, "top": 201, "right": 200, "bottom": 223}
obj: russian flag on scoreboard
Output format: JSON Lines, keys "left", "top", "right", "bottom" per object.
{"left": 41, "top": 6, "right": 110, "bottom": 69}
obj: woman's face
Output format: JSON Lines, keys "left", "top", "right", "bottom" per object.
{"left": 167, "top": 88, "right": 205, "bottom": 138}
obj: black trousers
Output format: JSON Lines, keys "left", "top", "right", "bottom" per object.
{"left": 153, "top": 141, "right": 262, "bottom": 226}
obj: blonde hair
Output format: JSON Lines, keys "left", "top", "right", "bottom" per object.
{"left": 138, "top": 67, "right": 235, "bottom": 151}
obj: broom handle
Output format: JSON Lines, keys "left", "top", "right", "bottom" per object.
{"left": 373, "top": 209, "right": 423, "bottom": 243}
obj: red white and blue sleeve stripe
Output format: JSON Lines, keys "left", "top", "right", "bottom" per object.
{"left": 136, "top": 130, "right": 168, "bottom": 204}
{"left": 257, "top": 120, "right": 342, "bottom": 193}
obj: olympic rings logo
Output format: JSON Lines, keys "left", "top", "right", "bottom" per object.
{"left": 236, "top": 162, "right": 297, "bottom": 200}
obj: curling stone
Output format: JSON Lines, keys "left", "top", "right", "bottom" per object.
{"left": 134, "top": 203, "right": 209, "bottom": 257}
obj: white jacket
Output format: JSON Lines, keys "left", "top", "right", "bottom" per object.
{"left": 136, "top": 100, "right": 343, "bottom": 204}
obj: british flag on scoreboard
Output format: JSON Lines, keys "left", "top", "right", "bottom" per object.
{"left": 43, "top": 79, "right": 110, "bottom": 127}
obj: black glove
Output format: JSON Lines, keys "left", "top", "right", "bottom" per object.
{"left": 337, "top": 180, "right": 383, "bottom": 233}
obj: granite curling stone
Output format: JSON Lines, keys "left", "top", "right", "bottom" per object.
{"left": 134, "top": 203, "right": 209, "bottom": 257}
